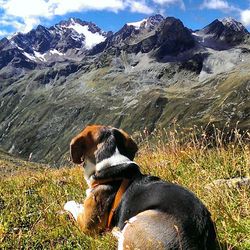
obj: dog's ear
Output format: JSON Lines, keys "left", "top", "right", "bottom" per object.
{"left": 112, "top": 128, "right": 138, "bottom": 160}
{"left": 70, "top": 136, "right": 85, "bottom": 164}
{"left": 70, "top": 125, "right": 103, "bottom": 164}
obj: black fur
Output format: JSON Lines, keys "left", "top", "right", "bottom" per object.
{"left": 96, "top": 128, "right": 116, "bottom": 163}
{"left": 93, "top": 163, "right": 141, "bottom": 180}
{"left": 94, "top": 163, "right": 217, "bottom": 250}
{"left": 114, "top": 176, "right": 217, "bottom": 249}
{"left": 96, "top": 128, "right": 137, "bottom": 163}
{"left": 112, "top": 128, "right": 136, "bottom": 160}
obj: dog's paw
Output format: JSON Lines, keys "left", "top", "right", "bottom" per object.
{"left": 64, "top": 201, "right": 84, "bottom": 221}
{"left": 112, "top": 227, "right": 122, "bottom": 239}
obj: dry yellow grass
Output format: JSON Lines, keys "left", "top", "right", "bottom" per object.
{"left": 0, "top": 126, "right": 249, "bottom": 249}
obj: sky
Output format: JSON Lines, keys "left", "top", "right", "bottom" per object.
{"left": 0, "top": 0, "right": 250, "bottom": 38}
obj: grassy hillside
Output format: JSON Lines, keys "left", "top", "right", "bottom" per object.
{"left": 1, "top": 48, "right": 250, "bottom": 165}
{"left": 0, "top": 127, "right": 249, "bottom": 249}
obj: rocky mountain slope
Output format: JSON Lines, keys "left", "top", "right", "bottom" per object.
{"left": 0, "top": 15, "right": 249, "bottom": 164}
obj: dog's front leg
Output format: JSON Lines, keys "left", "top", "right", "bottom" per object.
{"left": 64, "top": 200, "right": 84, "bottom": 221}
{"left": 63, "top": 186, "right": 92, "bottom": 221}
{"left": 64, "top": 190, "right": 106, "bottom": 235}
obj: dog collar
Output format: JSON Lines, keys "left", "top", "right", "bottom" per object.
{"left": 89, "top": 177, "right": 130, "bottom": 229}
{"left": 107, "top": 178, "right": 130, "bottom": 229}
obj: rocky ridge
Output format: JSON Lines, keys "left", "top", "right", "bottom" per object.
{"left": 0, "top": 18, "right": 108, "bottom": 70}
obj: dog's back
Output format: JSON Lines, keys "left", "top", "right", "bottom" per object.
{"left": 112, "top": 175, "right": 217, "bottom": 250}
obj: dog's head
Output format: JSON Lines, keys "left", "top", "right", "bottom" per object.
{"left": 70, "top": 125, "right": 138, "bottom": 180}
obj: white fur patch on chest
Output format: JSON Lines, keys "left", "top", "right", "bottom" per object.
{"left": 84, "top": 160, "right": 96, "bottom": 180}
{"left": 96, "top": 148, "right": 134, "bottom": 172}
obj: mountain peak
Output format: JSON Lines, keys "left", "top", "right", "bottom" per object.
{"left": 58, "top": 17, "right": 91, "bottom": 27}
{"left": 54, "top": 18, "right": 106, "bottom": 50}
{"left": 126, "top": 14, "right": 164, "bottom": 30}
{"left": 219, "top": 17, "right": 248, "bottom": 33}
{"left": 0, "top": 17, "right": 108, "bottom": 68}
{"left": 148, "top": 14, "right": 165, "bottom": 22}
{"left": 220, "top": 17, "right": 234, "bottom": 24}
{"left": 194, "top": 17, "right": 249, "bottom": 48}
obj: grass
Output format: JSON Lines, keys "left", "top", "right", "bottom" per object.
{"left": 0, "top": 126, "right": 249, "bottom": 249}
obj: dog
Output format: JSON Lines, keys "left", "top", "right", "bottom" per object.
{"left": 64, "top": 125, "right": 217, "bottom": 249}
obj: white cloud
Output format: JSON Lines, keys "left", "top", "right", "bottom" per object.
{"left": 23, "top": 18, "right": 41, "bottom": 33}
{"left": 0, "top": 0, "right": 127, "bottom": 35}
{"left": 0, "top": 0, "right": 158, "bottom": 35}
{"left": 0, "top": 0, "right": 126, "bottom": 17}
{"left": 127, "top": 1, "right": 154, "bottom": 14}
{"left": 200, "top": 0, "right": 237, "bottom": 12}
{"left": 240, "top": 9, "right": 250, "bottom": 26}
{"left": 2, "top": 0, "right": 51, "bottom": 18}
{"left": 201, "top": 0, "right": 229, "bottom": 10}
{"left": 50, "top": 0, "right": 126, "bottom": 15}
{"left": 0, "top": 18, "right": 23, "bottom": 30}
{"left": 153, "top": 0, "right": 185, "bottom": 10}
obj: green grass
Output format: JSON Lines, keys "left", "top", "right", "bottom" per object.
{"left": 0, "top": 127, "right": 249, "bottom": 249}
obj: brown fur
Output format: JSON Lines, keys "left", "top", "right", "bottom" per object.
{"left": 76, "top": 185, "right": 114, "bottom": 235}
{"left": 70, "top": 125, "right": 137, "bottom": 164}
{"left": 69, "top": 125, "right": 138, "bottom": 234}
{"left": 70, "top": 125, "right": 103, "bottom": 164}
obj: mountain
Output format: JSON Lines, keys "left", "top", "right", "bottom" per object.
{"left": 0, "top": 18, "right": 108, "bottom": 71}
{"left": 203, "top": 17, "right": 248, "bottom": 36}
{"left": 127, "top": 14, "right": 164, "bottom": 30}
{"left": 194, "top": 17, "right": 249, "bottom": 49}
{"left": 89, "top": 14, "right": 164, "bottom": 55}
{"left": 90, "top": 16, "right": 195, "bottom": 59}
{"left": 0, "top": 15, "right": 249, "bottom": 164}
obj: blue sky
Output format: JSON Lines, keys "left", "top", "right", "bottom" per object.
{"left": 0, "top": 0, "right": 250, "bottom": 38}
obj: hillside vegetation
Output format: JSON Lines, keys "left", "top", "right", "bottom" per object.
{"left": 0, "top": 126, "right": 249, "bottom": 249}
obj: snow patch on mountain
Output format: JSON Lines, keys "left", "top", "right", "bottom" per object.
{"left": 22, "top": 49, "right": 66, "bottom": 62}
{"left": 127, "top": 19, "right": 147, "bottom": 29}
{"left": 10, "top": 40, "right": 23, "bottom": 51}
{"left": 34, "top": 51, "right": 46, "bottom": 61}
{"left": 192, "top": 31, "right": 218, "bottom": 48}
{"left": 23, "top": 52, "right": 36, "bottom": 61}
{"left": 219, "top": 17, "right": 246, "bottom": 32}
{"left": 49, "top": 49, "right": 64, "bottom": 56}
{"left": 126, "top": 15, "right": 164, "bottom": 31}
{"left": 68, "top": 22, "right": 106, "bottom": 49}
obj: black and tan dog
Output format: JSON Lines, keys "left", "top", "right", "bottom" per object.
{"left": 64, "top": 125, "right": 217, "bottom": 249}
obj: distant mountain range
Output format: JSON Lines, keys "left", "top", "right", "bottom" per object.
{"left": 0, "top": 15, "right": 249, "bottom": 164}
{"left": 1, "top": 15, "right": 249, "bottom": 70}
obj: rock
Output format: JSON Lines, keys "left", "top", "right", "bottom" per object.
{"left": 205, "top": 177, "right": 250, "bottom": 190}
